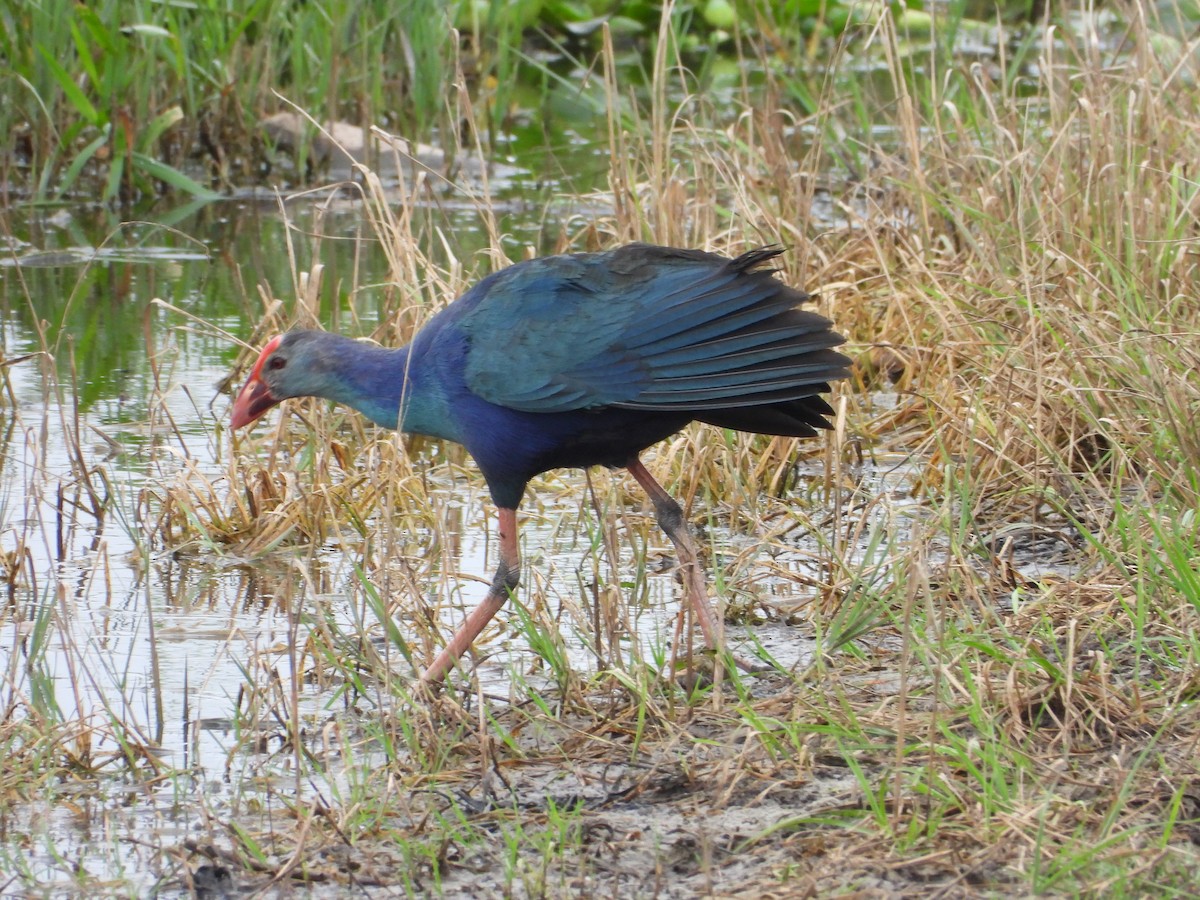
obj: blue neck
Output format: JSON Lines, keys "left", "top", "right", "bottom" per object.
{"left": 321, "top": 340, "right": 408, "bottom": 430}
{"left": 320, "top": 335, "right": 462, "bottom": 444}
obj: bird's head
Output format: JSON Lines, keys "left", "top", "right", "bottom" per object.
{"left": 230, "top": 331, "right": 338, "bottom": 429}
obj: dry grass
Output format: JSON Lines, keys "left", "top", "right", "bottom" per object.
{"left": 4, "top": 2, "right": 1200, "bottom": 895}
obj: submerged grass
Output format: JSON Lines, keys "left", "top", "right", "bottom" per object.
{"left": 4, "top": 0, "right": 1200, "bottom": 895}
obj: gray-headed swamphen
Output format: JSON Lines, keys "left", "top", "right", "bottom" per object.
{"left": 230, "top": 243, "right": 851, "bottom": 684}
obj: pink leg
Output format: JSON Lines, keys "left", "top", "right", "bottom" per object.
{"left": 625, "top": 457, "right": 724, "bottom": 655}
{"left": 420, "top": 507, "right": 520, "bottom": 685}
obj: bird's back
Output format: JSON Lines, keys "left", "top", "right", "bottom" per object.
{"left": 452, "top": 244, "right": 849, "bottom": 429}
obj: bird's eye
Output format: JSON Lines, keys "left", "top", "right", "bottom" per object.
{"left": 268, "top": 356, "right": 286, "bottom": 371}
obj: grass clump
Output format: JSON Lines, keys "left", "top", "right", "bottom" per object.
{"left": 3, "top": 0, "right": 458, "bottom": 201}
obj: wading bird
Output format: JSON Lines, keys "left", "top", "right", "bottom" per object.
{"left": 230, "top": 244, "right": 850, "bottom": 683}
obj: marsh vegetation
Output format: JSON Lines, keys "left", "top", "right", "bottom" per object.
{"left": 2, "top": 1, "right": 1200, "bottom": 895}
